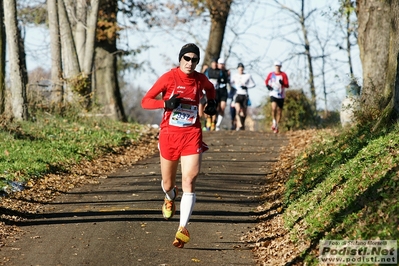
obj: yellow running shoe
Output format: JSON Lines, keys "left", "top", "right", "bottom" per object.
{"left": 206, "top": 117, "right": 212, "bottom": 129}
{"left": 162, "top": 187, "right": 178, "bottom": 220}
{"left": 210, "top": 123, "right": 215, "bottom": 131}
{"left": 172, "top": 226, "right": 190, "bottom": 248}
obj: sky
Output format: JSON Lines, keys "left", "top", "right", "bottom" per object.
{"left": 24, "top": 0, "right": 362, "bottom": 111}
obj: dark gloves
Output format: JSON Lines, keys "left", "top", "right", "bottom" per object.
{"left": 164, "top": 94, "right": 181, "bottom": 110}
{"left": 204, "top": 99, "right": 217, "bottom": 116}
{"left": 241, "top": 86, "right": 248, "bottom": 90}
{"left": 279, "top": 79, "right": 283, "bottom": 85}
{"left": 267, "top": 85, "right": 273, "bottom": 91}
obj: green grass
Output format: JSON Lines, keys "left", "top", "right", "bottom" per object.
{"left": 283, "top": 123, "right": 399, "bottom": 265}
{"left": 0, "top": 112, "right": 148, "bottom": 186}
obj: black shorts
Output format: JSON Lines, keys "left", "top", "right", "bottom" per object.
{"left": 270, "top": 96, "right": 285, "bottom": 109}
{"left": 216, "top": 88, "right": 228, "bottom": 102}
{"left": 235, "top": 94, "right": 248, "bottom": 109}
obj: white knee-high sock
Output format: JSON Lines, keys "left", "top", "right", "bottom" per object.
{"left": 161, "top": 180, "right": 176, "bottom": 200}
{"left": 179, "top": 192, "right": 196, "bottom": 228}
{"left": 216, "top": 114, "right": 223, "bottom": 127}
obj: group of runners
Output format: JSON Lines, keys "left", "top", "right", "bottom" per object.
{"left": 141, "top": 43, "right": 289, "bottom": 249}
{"left": 200, "top": 57, "right": 289, "bottom": 133}
{"left": 201, "top": 59, "right": 256, "bottom": 131}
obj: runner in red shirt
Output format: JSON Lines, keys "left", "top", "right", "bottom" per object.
{"left": 141, "top": 43, "right": 217, "bottom": 248}
{"left": 265, "top": 61, "right": 289, "bottom": 133}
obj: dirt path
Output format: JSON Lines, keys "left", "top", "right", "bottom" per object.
{"left": 1, "top": 130, "right": 287, "bottom": 266}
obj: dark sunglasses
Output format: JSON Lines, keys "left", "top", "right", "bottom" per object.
{"left": 183, "top": 55, "right": 199, "bottom": 63}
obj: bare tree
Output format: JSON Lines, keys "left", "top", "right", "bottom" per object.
{"left": 314, "top": 27, "right": 336, "bottom": 116}
{"left": 202, "top": 0, "right": 233, "bottom": 65}
{"left": 339, "top": 0, "right": 357, "bottom": 82}
{"left": 54, "top": 0, "right": 99, "bottom": 108}
{"left": 160, "top": 0, "right": 233, "bottom": 66}
{"left": 3, "top": 0, "right": 29, "bottom": 120}
{"left": 92, "top": 0, "right": 126, "bottom": 121}
{"left": 65, "top": 0, "right": 99, "bottom": 77}
{"left": 273, "top": 0, "right": 317, "bottom": 110}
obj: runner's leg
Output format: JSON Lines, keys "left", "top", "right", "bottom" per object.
{"left": 271, "top": 101, "right": 278, "bottom": 129}
{"left": 216, "top": 100, "right": 226, "bottom": 129}
{"left": 240, "top": 106, "right": 247, "bottom": 130}
{"left": 180, "top": 153, "right": 200, "bottom": 193}
{"left": 235, "top": 102, "right": 242, "bottom": 129}
{"left": 160, "top": 155, "right": 179, "bottom": 193}
{"left": 160, "top": 155, "right": 179, "bottom": 219}
{"left": 276, "top": 106, "right": 282, "bottom": 127}
{"left": 179, "top": 153, "right": 200, "bottom": 224}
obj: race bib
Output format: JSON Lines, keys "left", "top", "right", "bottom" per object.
{"left": 169, "top": 104, "right": 198, "bottom": 127}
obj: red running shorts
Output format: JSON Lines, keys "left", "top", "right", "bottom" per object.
{"left": 158, "top": 131, "right": 208, "bottom": 160}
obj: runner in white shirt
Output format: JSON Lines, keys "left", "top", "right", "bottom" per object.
{"left": 230, "top": 63, "right": 256, "bottom": 130}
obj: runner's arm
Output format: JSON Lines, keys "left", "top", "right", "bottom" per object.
{"left": 265, "top": 72, "right": 272, "bottom": 87}
{"left": 141, "top": 74, "right": 170, "bottom": 109}
{"left": 246, "top": 75, "right": 256, "bottom": 88}
{"left": 200, "top": 74, "right": 216, "bottom": 101}
{"left": 281, "top": 72, "right": 289, "bottom": 88}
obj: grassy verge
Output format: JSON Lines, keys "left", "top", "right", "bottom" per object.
{"left": 0, "top": 112, "right": 149, "bottom": 189}
{"left": 283, "top": 123, "right": 399, "bottom": 265}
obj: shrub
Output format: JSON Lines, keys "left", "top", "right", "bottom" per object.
{"left": 261, "top": 90, "right": 315, "bottom": 131}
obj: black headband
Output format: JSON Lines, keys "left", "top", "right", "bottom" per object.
{"left": 178, "top": 44, "right": 200, "bottom": 62}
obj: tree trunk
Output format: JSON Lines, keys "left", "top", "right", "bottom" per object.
{"left": 299, "top": 0, "right": 316, "bottom": 111}
{"left": 203, "top": 0, "right": 233, "bottom": 66}
{"left": 3, "top": 0, "right": 28, "bottom": 120}
{"left": 93, "top": 0, "right": 126, "bottom": 121}
{"left": 382, "top": 1, "right": 399, "bottom": 121}
{"left": 0, "top": 4, "right": 5, "bottom": 114}
{"left": 345, "top": 4, "right": 354, "bottom": 80}
{"left": 75, "top": 0, "right": 87, "bottom": 68}
{"left": 47, "top": 0, "right": 64, "bottom": 107}
{"left": 356, "top": 0, "right": 391, "bottom": 108}
{"left": 18, "top": 26, "right": 28, "bottom": 86}
{"left": 273, "top": 0, "right": 317, "bottom": 112}
{"left": 356, "top": 0, "right": 399, "bottom": 126}
{"left": 93, "top": 47, "right": 125, "bottom": 120}
{"left": 395, "top": 3, "right": 399, "bottom": 118}
{"left": 58, "top": 0, "right": 81, "bottom": 103}
{"left": 82, "top": 0, "right": 99, "bottom": 76}
{"left": 73, "top": 0, "right": 99, "bottom": 76}
{"left": 58, "top": 0, "right": 99, "bottom": 110}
